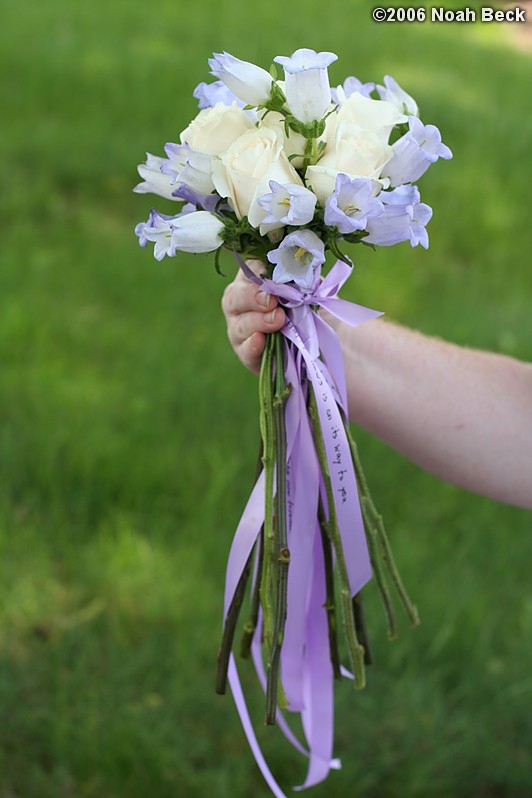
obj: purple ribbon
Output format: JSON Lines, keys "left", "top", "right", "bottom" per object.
{"left": 224, "top": 256, "right": 383, "bottom": 796}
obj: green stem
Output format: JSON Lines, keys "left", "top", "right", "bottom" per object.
{"left": 265, "top": 333, "right": 291, "bottom": 725}
{"left": 259, "top": 334, "right": 276, "bottom": 651}
{"left": 307, "top": 384, "right": 366, "bottom": 689}
{"left": 361, "top": 496, "right": 397, "bottom": 640}
{"left": 216, "top": 545, "right": 254, "bottom": 695}
{"left": 318, "top": 497, "right": 342, "bottom": 680}
{"left": 352, "top": 592, "right": 373, "bottom": 666}
{"left": 240, "top": 529, "right": 264, "bottom": 659}
{"left": 302, "top": 136, "right": 319, "bottom": 172}
{"left": 343, "top": 417, "right": 419, "bottom": 628}
{"left": 374, "top": 516, "right": 420, "bottom": 626}
{"left": 238, "top": 436, "right": 266, "bottom": 658}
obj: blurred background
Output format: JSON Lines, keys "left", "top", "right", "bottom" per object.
{"left": 1, "top": 1, "right": 531, "bottom": 796}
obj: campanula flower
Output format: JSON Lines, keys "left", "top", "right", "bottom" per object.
{"left": 267, "top": 229, "right": 325, "bottom": 288}
{"left": 376, "top": 76, "right": 419, "bottom": 116}
{"left": 134, "top": 153, "right": 179, "bottom": 201}
{"left": 209, "top": 52, "right": 273, "bottom": 106}
{"left": 274, "top": 48, "right": 337, "bottom": 124}
{"left": 258, "top": 180, "right": 317, "bottom": 230}
{"left": 382, "top": 116, "right": 452, "bottom": 185}
{"left": 324, "top": 174, "right": 384, "bottom": 234}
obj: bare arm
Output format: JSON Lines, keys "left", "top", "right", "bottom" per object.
{"left": 222, "top": 265, "right": 532, "bottom": 509}
{"left": 333, "top": 316, "right": 532, "bottom": 509}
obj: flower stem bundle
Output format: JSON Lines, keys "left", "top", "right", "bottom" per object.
{"left": 216, "top": 328, "right": 419, "bottom": 723}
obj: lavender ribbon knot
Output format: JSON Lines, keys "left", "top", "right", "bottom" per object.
{"left": 224, "top": 255, "right": 383, "bottom": 797}
{"left": 246, "top": 258, "right": 381, "bottom": 408}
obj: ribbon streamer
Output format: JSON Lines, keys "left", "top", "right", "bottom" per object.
{"left": 224, "top": 257, "right": 383, "bottom": 796}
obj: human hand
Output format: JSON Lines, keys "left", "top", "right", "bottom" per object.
{"left": 221, "top": 260, "right": 286, "bottom": 374}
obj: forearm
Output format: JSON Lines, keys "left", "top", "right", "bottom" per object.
{"left": 334, "top": 317, "right": 532, "bottom": 508}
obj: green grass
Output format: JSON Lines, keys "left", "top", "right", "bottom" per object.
{"left": 1, "top": 1, "right": 531, "bottom": 796}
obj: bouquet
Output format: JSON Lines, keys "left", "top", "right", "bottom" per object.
{"left": 134, "top": 48, "right": 452, "bottom": 796}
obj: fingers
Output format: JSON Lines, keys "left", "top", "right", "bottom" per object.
{"left": 236, "top": 312, "right": 283, "bottom": 372}
{"left": 229, "top": 307, "right": 286, "bottom": 375}
{"left": 221, "top": 259, "right": 286, "bottom": 374}
{"left": 222, "top": 279, "right": 276, "bottom": 317}
{"left": 239, "top": 332, "right": 266, "bottom": 373}
{"left": 228, "top": 307, "right": 286, "bottom": 349}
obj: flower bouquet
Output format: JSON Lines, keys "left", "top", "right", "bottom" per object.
{"left": 134, "top": 48, "right": 452, "bottom": 796}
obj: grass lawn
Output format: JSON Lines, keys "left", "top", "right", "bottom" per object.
{"left": 1, "top": 1, "right": 531, "bottom": 796}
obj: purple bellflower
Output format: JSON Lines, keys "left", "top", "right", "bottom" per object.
{"left": 382, "top": 116, "right": 453, "bottom": 186}
{"left": 170, "top": 209, "right": 225, "bottom": 253}
{"left": 161, "top": 141, "right": 214, "bottom": 197}
{"left": 365, "top": 185, "right": 432, "bottom": 249}
{"left": 331, "top": 76, "right": 376, "bottom": 105}
{"left": 160, "top": 143, "right": 219, "bottom": 211}
{"left": 267, "top": 229, "right": 325, "bottom": 289}
{"left": 258, "top": 180, "right": 317, "bottom": 228}
{"left": 171, "top": 182, "right": 220, "bottom": 213}
{"left": 407, "top": 202, "right": 432, "bottom": 248}
{"left": 193, "top": 80, "right": 243, "bottom": 109}
{"left": 324, "top": 174, "right": 384, "bottom": 234}
{"left": 209, "top": 52, "right": 273, "bottom": 107}
{"left": 161, "top": 142, "right": 189, "bottom": 184}
{"left": 134, "top": 153, "right": 179, "bottom": 201}
{"left": 376, "top": 76, "right": 419, "bottom": 116}
{"left": 380, "top": 184, "right": 420, "bottom": 206}
{"left": 135, "top": 209, "right": 184, "bottom": 260}
{"left": 135, "top": 206, "right": 224, "bottom": 259}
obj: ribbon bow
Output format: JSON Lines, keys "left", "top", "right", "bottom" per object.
{"left": 239, "top": 257, "right": 382, "bottom": 408}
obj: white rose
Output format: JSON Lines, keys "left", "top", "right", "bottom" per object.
{"left": 179, "top": 103, "right": 254, "bottom": 195}
{"left": 180, "top": 102, "right": 254, "bottom": 155}
{"left": 212, "top": 127, "right": 303, "bottom": 228}
{"left": 326, "top": 93, "right": 407, "bottom": 146}
{"left": 258, "top": 111, "right": 307, "bottom": 168}
{"left": 306, "top": 120, "right": 392, "bottom": 203}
